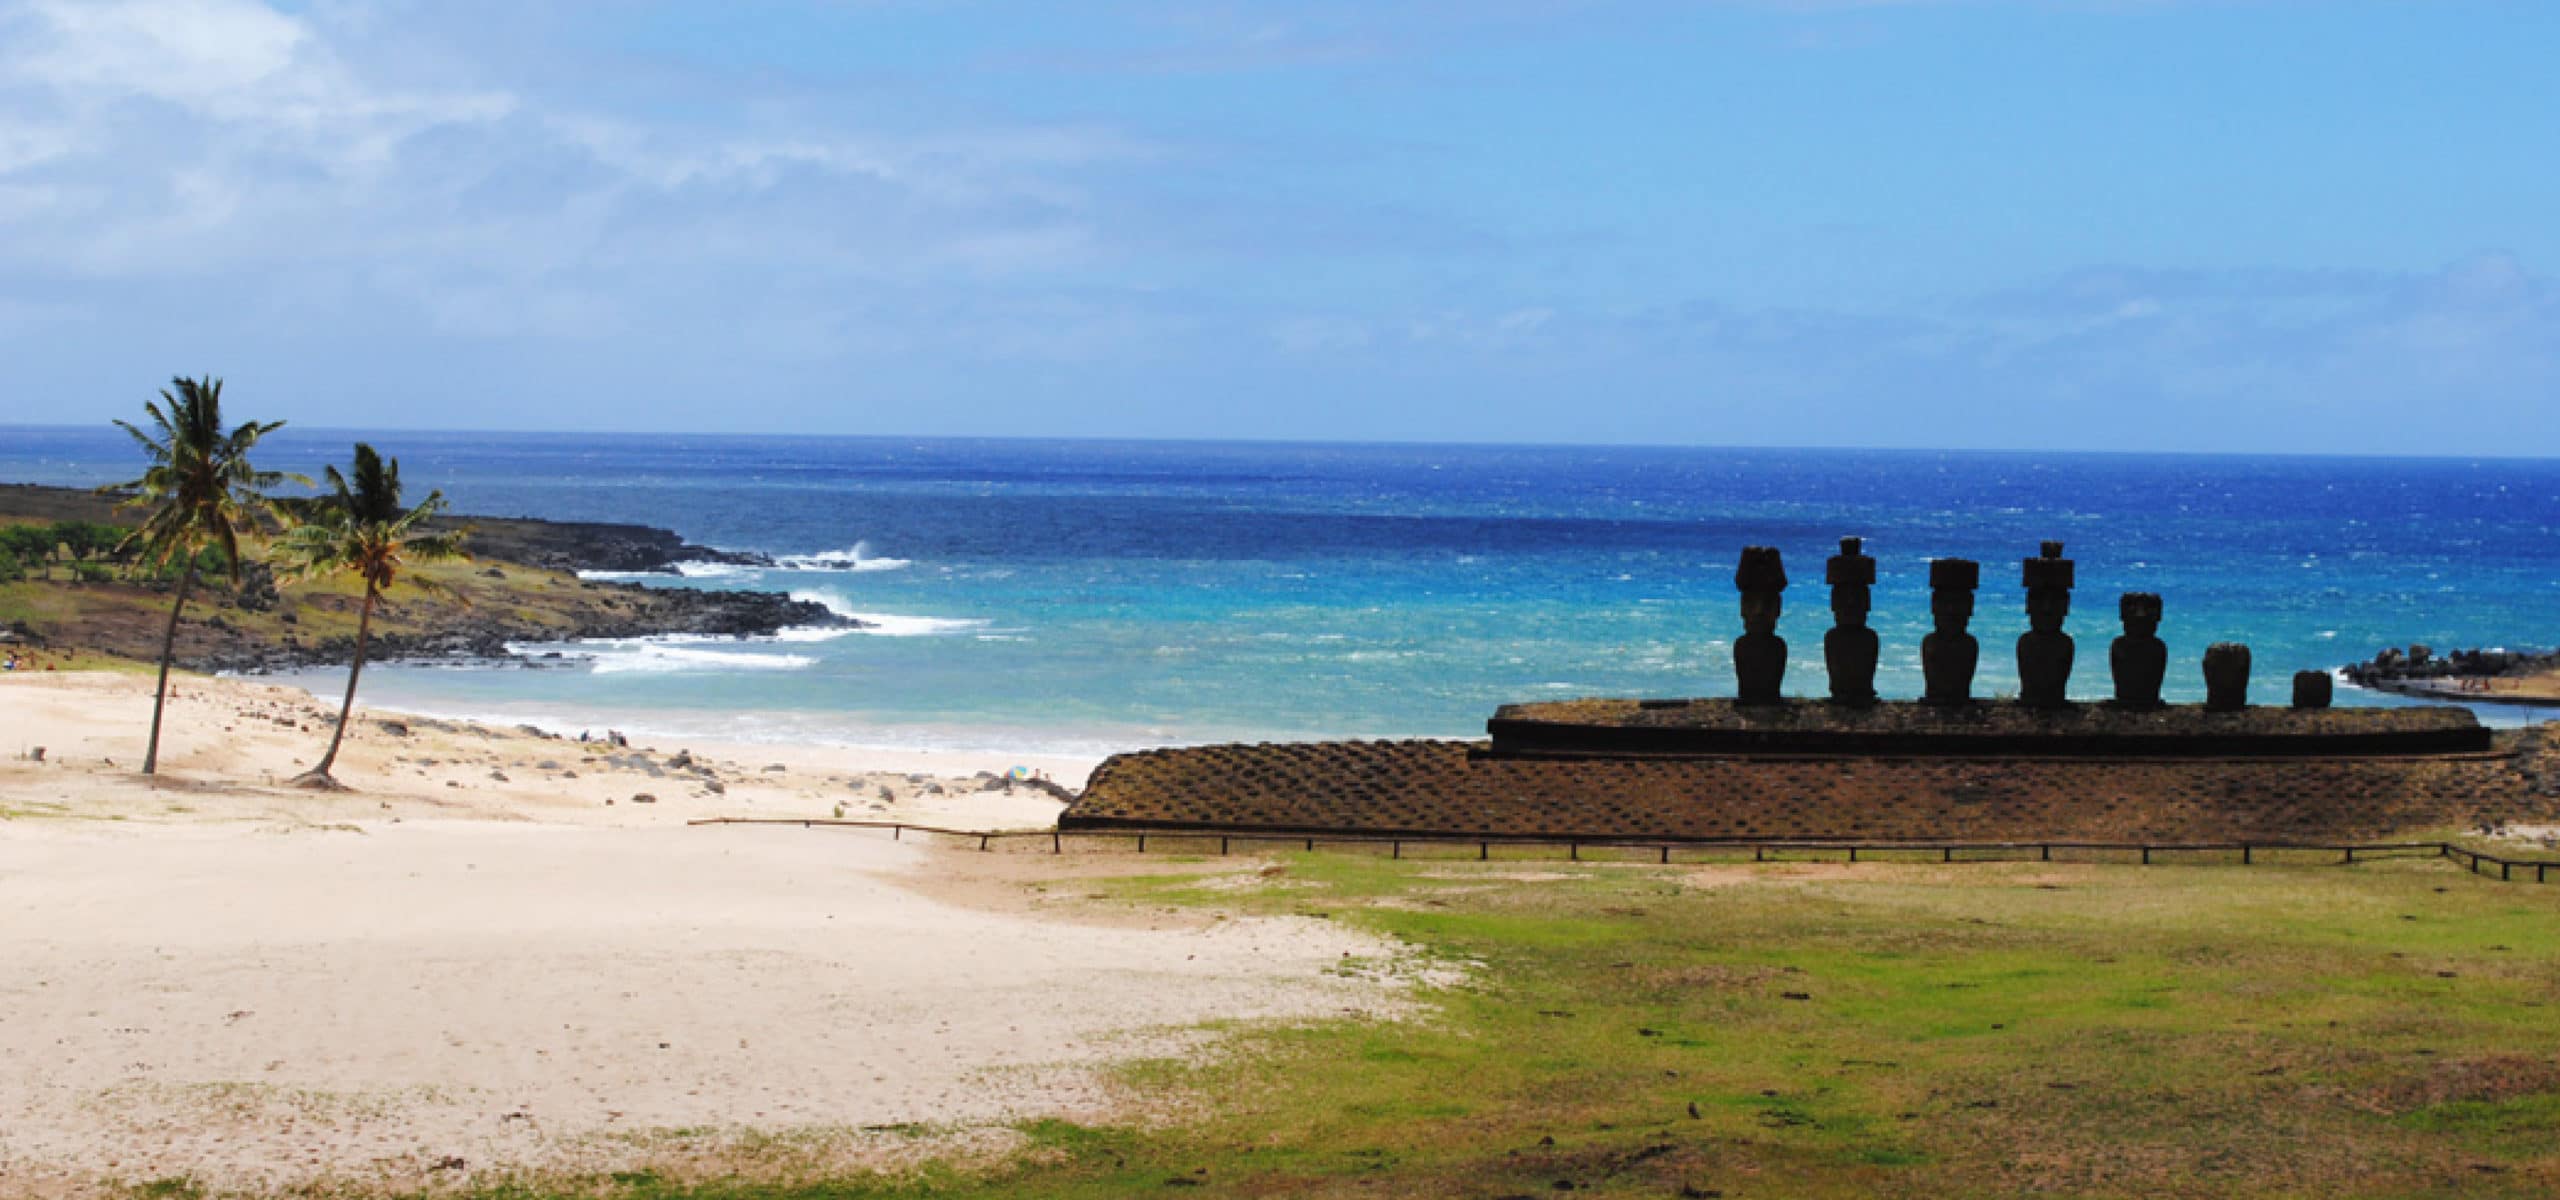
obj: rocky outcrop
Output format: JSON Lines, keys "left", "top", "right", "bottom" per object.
{"left": 433, "top": 514, "right": 768, "bottom": 574}
{"left": 182, "top": 585, "right": 851, "bottom": 674}
{"left": 0, "top": 481, "right": 851, "bottom": 672}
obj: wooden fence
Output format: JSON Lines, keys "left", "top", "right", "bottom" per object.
{"left": 686, "top": 817, "right": 2560, "bottom": 883}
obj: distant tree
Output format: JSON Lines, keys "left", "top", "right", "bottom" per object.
{"left": 105, "top": 377, "right": 295, "bottom": 774}
{"left": 274, "top": 443, "right": 468, "bottom": 787}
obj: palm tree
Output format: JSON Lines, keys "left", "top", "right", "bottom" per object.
{"left": 274, "top": 443, "right": 468, "bottom": 787}
{"left": 106, "top": 377, "right": 294, "bottom": 775}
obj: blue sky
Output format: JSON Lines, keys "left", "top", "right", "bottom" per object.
{"left": 1, "top": 1, "right": 2554, "bottom": 453}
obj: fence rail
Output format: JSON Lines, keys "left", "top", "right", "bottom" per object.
{"left": 685, "top": 817, "right": 2560, "bottom": 884}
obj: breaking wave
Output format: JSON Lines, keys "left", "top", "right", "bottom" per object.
{"left": 775, "top": 542, "right": 912, "bottom": 572}
{"left": 790, "top": 589, "right": 991, "bottom": 637}
{"left": 584, "top": 642, "right": 818, "bottom": 675}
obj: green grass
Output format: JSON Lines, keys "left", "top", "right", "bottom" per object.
{"left": 226, "top": 854, "right": 2560, "bottom": 1198}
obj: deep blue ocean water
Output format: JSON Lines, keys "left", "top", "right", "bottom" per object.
{"left": 6, "top": 426, "right": 2556, "bottom": 751}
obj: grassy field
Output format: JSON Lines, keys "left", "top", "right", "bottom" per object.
{"left": 378, "top": 846, "right": 2560, "bottom": 1200}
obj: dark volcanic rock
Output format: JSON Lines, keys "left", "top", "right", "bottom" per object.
{"left": 429, "top": 514, "right": 768, "bottom": 574}
{"left": 189, "top": 586, "right": 852, "bottom": 674}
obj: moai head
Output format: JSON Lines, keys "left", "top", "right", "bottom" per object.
{"left": 1735, "top": 546, "right": 1787, "bottom": 636}
{"left": 1928, "top": 558, "right": 1978, "bottom": 632}
{"left": 2119, "top": 592, "right": 2163, "bottom": 638}
{"left": 2203, "top": 642, "right": 2253, "bottom": 711}
{"left": 2291, "top": 670, "right": 2334, "bottom": 709}
{"left": 1826, "top": 536, "right": 1876, "bottom": 629}
{"left": 2022, "top": 540, "right": 2075, "bottom": 634}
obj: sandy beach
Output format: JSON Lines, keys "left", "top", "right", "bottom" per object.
{"left": 0, "top": 673, "right": 1421, "bottom": 1196}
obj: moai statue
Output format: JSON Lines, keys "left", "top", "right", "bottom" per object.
{"left": 2291, "top": 670, "right": 2333, "bottom": 709}
{"left": 2203, "top": 642, "right": 2252, "bottom": 711}
{"left": 2016, "top": 541, "right": 2076, "bottom": 709}
{"left": 1733, "top": 546, "right": 1788, "bottom": 705}
{"left": 1824, "top": 537, "right": 1879, "bottom": 707}
{"left": 2109, "top": 592, "right": 2167, "bottom": 709}
{"left": 1921, "top": 558, "right": 1980, "bottom": 704}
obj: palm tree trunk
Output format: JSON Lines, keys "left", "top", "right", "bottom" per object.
{"left": 308, "top": 585, "right": 376, "bottom": 783}
{"left": 141, "top": 563, "right": 195, "bottom": 775}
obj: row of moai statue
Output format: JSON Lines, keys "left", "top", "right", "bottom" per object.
{"left": 1731, "top": 538, "right": 2335, "bottom": 710}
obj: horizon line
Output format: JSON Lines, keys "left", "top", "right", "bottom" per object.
{"left": 3, "top": 422, "right": 2556, "bottom": 467}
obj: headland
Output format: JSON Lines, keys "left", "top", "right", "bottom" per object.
{"left": 0, "top": 482, "right": 848, "bottom": 673}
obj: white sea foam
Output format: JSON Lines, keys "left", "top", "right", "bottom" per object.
{"left": 788, "top": 589, "right": 990, "bottom": 637}
{"left": 853, "top": 613, "right": 993, "bottom": 637}
{"left": 776, "top": 542, "right": 911, "bottom": 572}
{"left": 774, "top": 624, "right": 859, "bottom": 643}
{"left": 672, "top": 561, "right": 757, "bottom": 580}
{"left": 586, "top": 643, "right": 817, "bottom": 675}
{"left": 583, "top": 543, "right": 912, "bottom": 581}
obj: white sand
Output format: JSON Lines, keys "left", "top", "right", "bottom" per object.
{"left": 0, "top": 673, "right": 1418, "bottom": 1197}
{"left": 0, "top": 670, "right": 1087, "bottom": 829}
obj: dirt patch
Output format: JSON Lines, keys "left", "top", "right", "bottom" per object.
{"left": 2360, "top": 1054, "right": 2560, "bottom": 1115}
{"left": 1624, "top": 962, "right": 1785, "bottom": 991}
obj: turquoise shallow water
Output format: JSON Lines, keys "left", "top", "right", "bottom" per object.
{"left": 6, "top": 427, "right": 2556, "bottom": 752}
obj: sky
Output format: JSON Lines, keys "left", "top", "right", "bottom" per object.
{"left": 0, "top": 0, "right": 2555, "bottom": 454}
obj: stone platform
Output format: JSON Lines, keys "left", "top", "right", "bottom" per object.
{"left": 1486, "top": 698, "right": 2491, "bottom": 760}
{"left": 1061, "top": 713, "right": 2552, "bottom": 843}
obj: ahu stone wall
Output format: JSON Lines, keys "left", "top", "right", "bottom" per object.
{"left": 1063, "top": 727, "right": 2556, "bottom": 842}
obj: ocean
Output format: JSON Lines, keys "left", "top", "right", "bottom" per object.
{"left": 6, "top": 426, "right": 2556, "bottom": 752}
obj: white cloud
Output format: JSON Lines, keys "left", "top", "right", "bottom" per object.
{"left": 0, "top": 0, "right": 1150, "bottom": 342}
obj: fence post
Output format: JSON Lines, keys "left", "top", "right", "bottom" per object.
{"left": 1848, "top": 846, "right": 1858, "bottom": 864}
{"left": 1053, "top": 831, "right": 1062, "bottom": 854}
{"left": 2502, "top": 860, "right": 2512, "bottom": 881}
{"left": 1479, "top": 841, "right": 1488, "bottom": 861}
{"left": 893, "top": 825, "right": 902, "bottom": 841}
{"left": 2343, "top": 846, "right": 2355, "bottom": 865}
{"left": 1754, "top": 845, "right": 1765, "bottom": 863}
{"left": 2242, "top": 844, "right": 2252, "bottom": 865}
{"left": 1138, "top": 834, "right": 1146, "bottom": 853}
{"left": 1220, "top": 836, "right": 1229, "bottom": 856}
{"left": 1392, "top": 840, "right": 1401, "bottom": 860}
{"left": 979, "top": 834, "right": 990, "bottom": 852}
{"left": 1569, "top": 843, "right": 1579, "bottom": 862}
{"left": 1659, "top": 845, "right": 1669, "bottom": 865}
{"left": 1305, "top": 838, "right": 1315, "bottom": 852}
{"left": 1942, "top": 847, "right": 1954, "bottom": 864}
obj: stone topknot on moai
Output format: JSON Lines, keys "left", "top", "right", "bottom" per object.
{"left": 1732, "top": 546, "right": 1788, "bottom": 705}
{"left": 2292, "top": 669, "right": 2334, "bottom": 709}
{"left": 1922, "top": 558, "right": 1980, "bottom": 704}
{"left": 1824, "top": 537, "right": 1879, "bottom": 707}
{"left": 2110, "top": 592, "right": 2167, "bottom": 709}
{"left": 2017, "top": 540, "right": 2077, "bottom": 709}
{"left": 2203, "top": 642, "right": 2252, "bottom": 711}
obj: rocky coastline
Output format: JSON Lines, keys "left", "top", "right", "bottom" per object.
{"left": 2342, "top": 643, "right": 2560, "bottom": 706}
{"left": 0, "top": 482, "right": 854, "bottom": 672}
{"left": 182, "top": 583, "right": 852, "bottom": 675}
